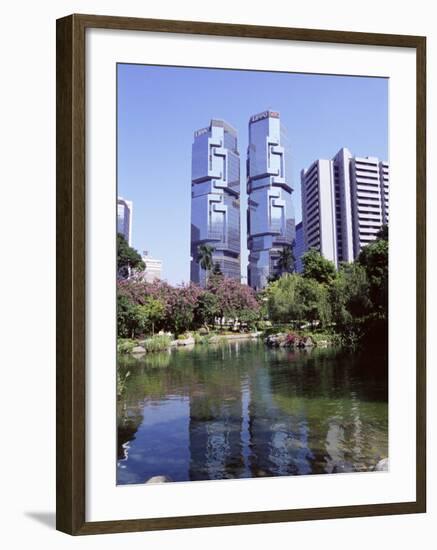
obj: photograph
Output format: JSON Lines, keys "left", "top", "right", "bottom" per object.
{"left": 115, "top": 63, "right": 389, "bottom": 485}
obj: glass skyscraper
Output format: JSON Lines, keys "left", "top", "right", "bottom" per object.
{"left": 247, "top": 111, "right": 295, "bottom": 290}
{"left": 190, "top": 119, "right": 241, "bottom": 286}
{"left": 117, "top": 196, "right": 133, "bottom": 246}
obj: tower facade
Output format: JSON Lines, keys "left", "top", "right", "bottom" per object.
{"left": 300, "top": 147, "right": 389, "bottom": 268}
{"left": 190, "top": 119, "right": 241, "bottom": 286}
{"left": 117, "top": 197, "right": 133, "bottom": 246}
{"left": 247, "top": 111, "right": 295, "bottom": 290}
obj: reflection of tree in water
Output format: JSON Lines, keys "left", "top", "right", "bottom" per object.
{"left": 117, "top": 402, "right": 144, "bottom": 460}
{"left": 268, "top": 348, "right": 388, "bottom": 474}
{"left": 116, "top": 342, "right": 388, "bottom": 482}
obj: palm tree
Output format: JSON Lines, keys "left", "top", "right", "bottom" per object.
{"left": 197, "top": 244, "right": 215, "bottom": 284}
{"left": 277, "top": 245, "right": 295, "bottom": 276}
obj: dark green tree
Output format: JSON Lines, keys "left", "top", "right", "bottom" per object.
{"left": 358, "top": 237, "right": 388, "bottom": 314}
{"left": 117, "top": 233, "right": 145, "bottom": 279}
{"left": 117, "top": 294, "right": 139, "bottom": 338}
{"left": 376, "top": 224, "right": 389, "bottom": 241}
{"left": 194, "top": 291, "right": 220, "bottom": 330}
{"left": 212, "top": 261, "right": 223, "bottom": 276}
{"left": 277, "top": 245, "right": 295, "bottom": 276}
{"left": 302, "top": 248, "right": 337, "bottom": 285}
{"left": 197, "top": 244, "right": 215, "bottom": 283}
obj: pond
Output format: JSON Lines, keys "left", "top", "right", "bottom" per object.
{"left": 117, "top": 340, "right": 388, "bottom": 484}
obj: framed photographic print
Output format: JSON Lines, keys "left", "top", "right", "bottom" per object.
{"left": 56, "top": 14, "right": 426, "bottom": 535}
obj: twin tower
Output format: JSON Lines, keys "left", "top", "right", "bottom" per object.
{"left": 190, "top": 111, "right": 295, "bottom": 290}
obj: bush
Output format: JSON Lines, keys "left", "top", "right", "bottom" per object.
{"left": 117, "top": 338, "right": 137, "bottom": 354}
{"left": 142, "top": 335, "right": 172, "bottom": 352}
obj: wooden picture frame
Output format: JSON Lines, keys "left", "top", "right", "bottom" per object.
{"left": 56, "top": 13, "right": 426, "bottom": 535}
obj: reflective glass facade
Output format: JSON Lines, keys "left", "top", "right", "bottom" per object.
{"left": 247, "top": 111, "right": 295, "bottom": 289}
{"left": 117, "top": 197, "right": 133, "bottom": 246}
{"left": 191, "top": 119, "right": 241, "bottom": 286}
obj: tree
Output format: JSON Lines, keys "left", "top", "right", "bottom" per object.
{"left": 358, "top": 237, "right": 388, "bottom": 314}
{"left": 207, "top": 276, "right": 260, "bottom": 326}
{"left": 266, "top": 273, "right": 331, "bottom": 326}
{"left": 117, "top": 233, "right": 145, "bottom": 279}
{"left": 329, "top": 263, "right": 371, "bottom": 329}
{"left": 194, "top": 291, "right": 220, "bottom": 330}
{"left": 117, "top": 294, "right": 139, "bottom": 338}
{"left": 197, "top": 244, "right": 215, "bottom": 284}
{"left": 376, "top": 224, "right": 388, "bottom": 241}
{"left": 276, "top": 245, "right": 295, "bottom": 276}
{"left": 302, "top": 248, "right": 337, "bottom": 285}
{"left": 266, "top": 273, "right": 301, "bottom": 323}
{"left": 135, "top": 297, "right": 165, "bottom": 335}
{"left": 212, "top": 262, "right": 223, "bottom": 276}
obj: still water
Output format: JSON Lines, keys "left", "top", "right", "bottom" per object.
{"left": 117, "top": 340, "right": 388, "bottom": 484}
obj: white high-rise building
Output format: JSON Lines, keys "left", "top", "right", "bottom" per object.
{"left": 142, "top": 251, "right": 162, "bottom": 283}
{"left": 300, "top": 148, "right": 389, "bottom": 267}
{"left": 350, "top": 155, "right": 387, "bottom": 255}
{"left": 117, "top": 197, "right": 133, "bottom": 246}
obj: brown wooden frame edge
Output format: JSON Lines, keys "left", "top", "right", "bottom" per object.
{"left": 56, "top": 13, "right": 426, "bottom": 536}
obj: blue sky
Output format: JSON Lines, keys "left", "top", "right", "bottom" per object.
{"left": 117, "top": 64, "right": 388, "bottom": 285}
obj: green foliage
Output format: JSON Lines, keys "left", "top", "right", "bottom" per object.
{"left": 302, "top": 248, "right": 337, "bottom": 285}
{"left": 135, "top": 297, "right": 165, "bottom": 335}
{"left": 117, "top": 294, "right": 139, "bottom": 338}
{"left": 266, "top": 273, "right": 331, "bottom": 326}
{"left": 212, "top": 262, "right": 222, "bottom": 276}
{"left": 329, "top": 263, "right": 371, "bottom": 328}
{"left": 117, "top": 233, "right": 145, "bottom": 278}
{"left": 193, "top": 332, "right": 212, "bottom": 345}
{"left": 194, "top": 291, "right": 220, "bottom": 328}
{"left": 141, "top": 335, "right": 172, "bottom": 352}
{"left": 376, "top": 224, "right": 388, "bottom": 241}
{"left": 117, "top": 367, "right": 130, "bottom": 398}
{"left": 358, "top": 238, "right": 388, "bottom": 314}
{"left": 197, "top": 244, "right": 214, "bottom": 274}
{"left": 276, "top": 245, "right": 295, "bottom": 275}
{"left": 117, "top": 338, "right": 137, "bottom": 354}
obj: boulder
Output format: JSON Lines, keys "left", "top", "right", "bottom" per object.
{"left": 131, "top": 345, "right": 146, "bottom": 355}
{"left": 145, "top": 475, "right": 173, "bottom": 483}
{"left": 176, "top": 336, "right": 195, "bottom": 346}
{"left": 375, "top": 458, "right": 389, "bottom": 471}
{"left": 298, "top": 336, "right": 315, "bottom": 348}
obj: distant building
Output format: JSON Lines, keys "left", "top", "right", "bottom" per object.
{"left": 142, "top": 251, "right": 162, "bottom": 283}
{"left": 117, "top": 197, "right": 133, "bottom": 246}
{"left": 300, "top": 147, "right": 389, "bottom": 268}
{"left": 293, "top": 221, "right": 304, "bottom": 273}
{"left": 246, "top": 110, "right": 295, "bottom": 290}
{"left": 190, "top": 119, "right": 241, "bottom": 287}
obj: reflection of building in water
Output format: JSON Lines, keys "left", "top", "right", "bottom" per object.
{"left": 247, "top": 357, "right": 314, "bottom": 477}
{"left": 188, "top": 388, "right": 245, "bottom": 481}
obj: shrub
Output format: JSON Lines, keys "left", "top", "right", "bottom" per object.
{"left": 142, "top": 335, "right": 172, "bottom": 352}
{"left": 117, "top": 338, "right": 137, "bottom": 354}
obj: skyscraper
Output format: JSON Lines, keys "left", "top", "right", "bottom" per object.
{"left": 247, "top": 111, "right": 295, "bottom": 290}
{"left": 350, "top": 154, "right": 389, "bottom": 256}
{"left": 300, "top": 147, "right": 389, "bottom": 267}
{"left": 190, "top": 119, "right": 241, "bottom": 286}
{"left": 117, "top": 197, "right": 133, "bottom": 246}
{"left": 141, "top": 251, "right": 162, "bottom": 283}
{"left": 293, "top": 221, "right": 304, "bottom": 273}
